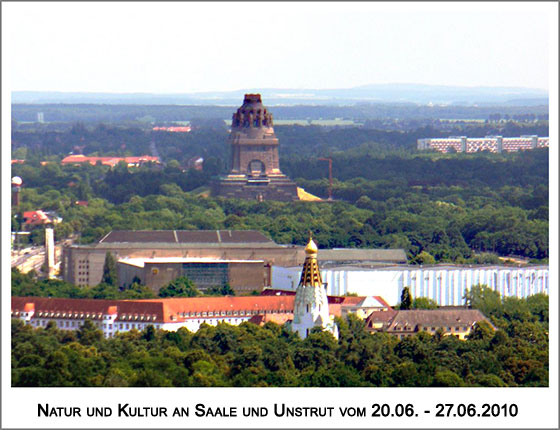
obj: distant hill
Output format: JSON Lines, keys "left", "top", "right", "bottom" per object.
{"left": 12, "top": 83, "right": 548, "bottom": 106}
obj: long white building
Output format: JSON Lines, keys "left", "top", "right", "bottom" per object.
{"left": 272, "top": 265, "right": 549, "bottom": 306}
{"left": 417, "top": 135, "right": 549, "bottom": 153}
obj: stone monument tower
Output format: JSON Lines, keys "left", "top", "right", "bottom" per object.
{"left": 212, "top": 94, "right": 299, "bottom": 201}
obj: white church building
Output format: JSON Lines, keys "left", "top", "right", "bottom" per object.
{"left": 291, "top": 237, "right": 339, "bottom": 339}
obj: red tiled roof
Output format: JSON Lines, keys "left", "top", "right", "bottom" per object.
{"left": 338, "top": 296, "right": 363, "bottom": 305}
{"left": 373, "top": 296, "right": 392, "bottom": 308}
{"left": 260, "top": 289, "right": 384, "bottom": 308}
{"left": 61, "top": 155, "right": 159, "bottom": 166}
{"left": 12, "top": 295, "right": 348, "bottom": 325}
{"left": 22, "top": 210, "right": 50, "bottom": 225}
{"left": 11, "top": 297, "right": 163, "bottom": 321}
{"left": 248, "top": 313, "right": 293, "bottom": 326}
{"left": 152, "top": 126, "right": 191, "bottom": 133}
{"left": 140, "top": 296, "right": 295, "bottom": 323}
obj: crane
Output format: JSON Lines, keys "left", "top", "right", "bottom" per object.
{"left": 318, "top": 157, "right": 333, "bottom": 201}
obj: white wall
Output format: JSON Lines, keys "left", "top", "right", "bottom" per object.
{"left": 271, "top": 266, "right": 549, "bottom": 307}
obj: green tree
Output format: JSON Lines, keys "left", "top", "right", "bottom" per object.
{"left": 77, "top": 320, "right": 103, "bottom": 346}
{"left": 413, "top": 297, "right": 438, "bottom": 309}
{"left": 158, "top": 277, "right": 201, "bottom": 298}
{"left": 464, "top": 284, "right": 502, "bottom": 318}
{"left": 432, "top": 370, "right": 465, "bottom": 387}
{"left": 400, "top": 287, "right": 412, "bottom": 310}
{"left": 101, "top": 252, "right": 118, "bottom": 286}
{"left": 412, "top": 251, "right": 436, "bottom": 265}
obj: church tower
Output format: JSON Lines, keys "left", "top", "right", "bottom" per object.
{"left": 291, "top": 235, "right": 339, "bottom": 339}
{"left": 212, "top": 94, "right": 299, "bottom": 201}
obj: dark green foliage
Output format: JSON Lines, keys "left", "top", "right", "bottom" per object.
{"left": 400, "top": 287, "right": 412, "bottom": 310}
{"left": 102, "top": 252, "right": 118, "bottom": 286}
{"left": 464, "top": 285, "right": 503, "bottom": 319}
{"left": 206, "top": 284, "right": 235, "bottom": 296}
{"left": 158, "top": 277, "right": 201, "bottom": 298}
{"left": 412, "top": 297, "right": 438, "bottom": 309}
{"left": 11, "top": 291, "right": 547, "bottom": 387}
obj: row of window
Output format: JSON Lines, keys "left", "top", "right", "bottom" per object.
{"left": 187, "top": 318, "right": 243, "bottom": 326}
{"left": 118, "top": 314, "right": 157, "bottom": 321}
{"left": 178, "top": 309, "right": 287, "bottom": 318}
{"left": 28, "top": 319, "right": 161, "bottom": 332}
{"left": 394, "top": 325, "right": 469, "bottom": 332}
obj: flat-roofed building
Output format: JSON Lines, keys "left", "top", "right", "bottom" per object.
{"left": 272, "top": 264, "right": 549, "bottom": 306}
{"left": 63, "top": 229, "right": 407, "bottom": 288}
{"left": 118, "top": 257, "right": 267, "bottom": 294}
{"left": 318, "top": 249, "right": 407, "bottom": 266}
{"left": 417, "top": 135, "right": 549, "bottom": 153}
{"left": 63, "top": 229, "right": 299, "bottom": 287}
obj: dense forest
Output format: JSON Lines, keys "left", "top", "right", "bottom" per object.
{"left": 12, "top": 120, "right": 549, "bottom": 162}
{"left": 11, "top": 287, "right": 549, "bottom": 387}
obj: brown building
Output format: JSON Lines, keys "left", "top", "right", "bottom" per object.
{"left": 118, "top": 257, "right": 267, "bottom": 294}
{"left": 62, "top": 229, "right": 407, "bottom": 289}
{"left": 212, "top": 94, "right": 299, "bottom": 201}
{"left": 62, "top": 230, "right": 303, "bottom": 288}
{"left": 366, "top": 308, "right": 493, "bottom": 340}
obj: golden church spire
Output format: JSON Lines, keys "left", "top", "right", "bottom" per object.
{"left": 299, "top": 234, "right": 322, "bottom": 287}
{"left": 291, "top": 232, "right": 338, "bottom": 339}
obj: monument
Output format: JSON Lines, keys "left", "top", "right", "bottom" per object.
{"left": 212, "top": 94, "right": 299, "bottom": 201}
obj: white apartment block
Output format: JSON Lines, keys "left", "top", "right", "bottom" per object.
{"left": 417, "top": 135, "right": 549, "bottom": 153}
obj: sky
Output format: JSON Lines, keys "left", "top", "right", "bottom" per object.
{"left": 2, "top": 2, "right": 556, "bottom": 93}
